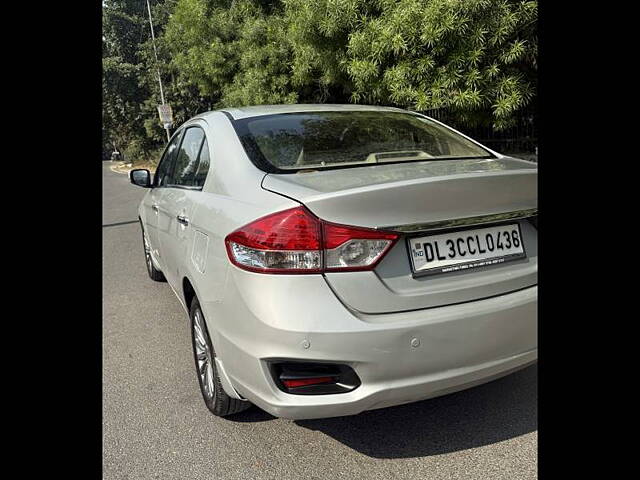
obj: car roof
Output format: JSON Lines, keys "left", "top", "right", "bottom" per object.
{"left": 195, "top": 104, "right": 410, "bottom": 121}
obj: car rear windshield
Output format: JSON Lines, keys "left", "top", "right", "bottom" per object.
{"left": 232, "top": 111, "right": 493, "bottom": 173}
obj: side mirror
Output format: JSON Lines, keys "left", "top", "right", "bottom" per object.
{"left": 129, "top": 169, "right": 152, "bottom": 188}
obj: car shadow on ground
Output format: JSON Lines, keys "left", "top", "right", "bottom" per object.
{"left": 231, "top": 365, "right": 537, "bottom": 459}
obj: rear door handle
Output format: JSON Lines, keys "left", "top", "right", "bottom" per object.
{"left": 152, "top": 204, "right": 159, "bottom": 213}
{"left": 176, "top": 214, "right": 189, "bottom": 226}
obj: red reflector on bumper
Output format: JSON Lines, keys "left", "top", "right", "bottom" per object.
{"left": 282, "top": 377, "right": 335, "bottom": 388}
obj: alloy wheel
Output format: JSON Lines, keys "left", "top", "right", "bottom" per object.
{"left": 193, "top": 308, "right": 216, "bottom": 403}
{"left": 143, "top": 230, "right": 153, "bottom": 273}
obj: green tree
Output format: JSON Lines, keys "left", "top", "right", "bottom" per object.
{"left": 285, "top": 0, "right": 537, "bottom": 128}
{"left": 138, "top": 0, "right": 210, "bottom": 148}
{"left": 102, "top": 0, "right": 151, "bottom": 158}
{"left": 103, "top": 0, "right": 203, "bottom": 164}
{"left": 103, "top": 0, "right": 538, "bottom": 159}
{"left": 164, "top": 0, "right": 296, "bottom": 108}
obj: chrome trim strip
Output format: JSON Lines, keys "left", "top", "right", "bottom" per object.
{"left": 380, "top": 208, "right": 538, "bottom": 233}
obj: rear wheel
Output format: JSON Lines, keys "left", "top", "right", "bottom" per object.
{"left": 190, "top": 297, "right": 250, "bottom": 417}
{"left": 140, "top": 221, "right": 166, "bottom": 282}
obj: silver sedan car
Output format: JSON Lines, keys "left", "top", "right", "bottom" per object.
{"left": 130, "top": 104, "right": 537, "bottom": 420}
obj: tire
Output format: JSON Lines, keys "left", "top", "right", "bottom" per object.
{"left": 140, "top": 221, "right": 166, "bottom": 282}
{"left": 190, "top": 297, "right": 251, "bottom": 417}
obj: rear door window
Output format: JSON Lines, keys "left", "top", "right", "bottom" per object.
{"left": 154, "top": 132, "right": 183, "bottom": 187}
{"left": 193, "top": 137, "right": 210, "bottom": 188}
{"left": 168, "top": 127, "right": 205, "bottom": 187}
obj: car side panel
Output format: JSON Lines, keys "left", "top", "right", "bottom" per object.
{"left": 157, "top": 188, "right": 199, "bottom": 291}
{"left": 139, "top": 188, "right": 163, "bottom": 267}
{"left": 175, "top": 113, "right": 303, "bottom": 371}
{"left": 173, "top": 113, "right": 299, "bottom": 305}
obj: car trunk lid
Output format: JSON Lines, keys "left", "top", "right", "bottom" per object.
{"left": 262, "top": 157, "right": 537, "bottom": 313}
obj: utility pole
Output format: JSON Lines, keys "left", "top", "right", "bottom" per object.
{"left": 146, "top": 0, "right": 171, "bottom": 143}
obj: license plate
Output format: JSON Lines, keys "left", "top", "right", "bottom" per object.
{"left": 408, "top": 223, "right": 526, "bottom": 276}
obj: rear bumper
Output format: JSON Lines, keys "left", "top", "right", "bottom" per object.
{"left": 252, "top": 350, "right": 535, "bottom": 420}
{"left": 207, "top": 271, "right": 537, "bottom": 420}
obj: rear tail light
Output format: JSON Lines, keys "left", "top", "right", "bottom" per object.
{"left": 225, "top": 206, "right": 398, "bottom": 273}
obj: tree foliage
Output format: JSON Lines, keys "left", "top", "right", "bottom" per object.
{"left": 285, "top": 0, "right": 537, "bottom": 128}
{"left": 103, "top": 0, "right": 537, "bottom": 160}
{"left": 103, "top": 0, "right": 209, "bottom": 161}
{"left": 102, "top": 0, "right": 149, "bottom": 156}
{"left": 164, "top": 0, "right": 297, "bottom": 107}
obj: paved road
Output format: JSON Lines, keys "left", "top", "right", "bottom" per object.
{"left": 102, "top": 162, "right": 537, "bottom": 480}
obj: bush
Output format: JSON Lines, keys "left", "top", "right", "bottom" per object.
{"left": 122, "top": 139, "right": 164, "bottom": 166}
{"left": 145, "top": 146, "right": 165, "bottom": 166}
{"left": 121, "top": 138, "right": 145, "bottom": 165}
